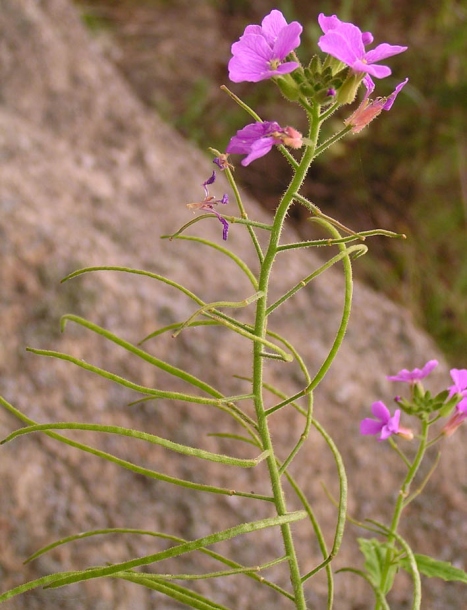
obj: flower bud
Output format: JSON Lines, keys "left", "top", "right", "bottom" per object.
{"left": 281, "top": 126, "right": 303, "bottom": 149}
{"left": 275, "top": 73, "right": 302, "bottom": 101}
{"left": 396, "top": 426, "right": 414, "bottom": 441}
{"left": 336, "top": 73, "right": 364, "bottom": 105}
{"left": 322, "top": 54, "right": 346, "bottom": 76}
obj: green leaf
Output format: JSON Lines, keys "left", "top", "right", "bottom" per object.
{"left": 401, "top": 554, "right": 467, "bottom": 583}
{"left": 172, "top": 291, "right": 264, "bottom": 338}
{"left": 161, "top": 235, "right": 258, "bottom": 290}
{"left": 24, "top": 527, "right": 292, "bottom": 601}
{"left": 44, "top": 511, "right": 307, "bottom": 589}
{"left": 0, "top": 397, "right": 272, "bottom": 503}
{"left": 61, "top": 314, "right": 223, "bottom": 399}
{"left": 357, "top": 538, "right": 397, "bottom": 592}
{"left": 61, "top": 266, "right": 205, "bottom": 306}
{"left": 0, "top": 573, "right": 77, "bottom": 603}
{"left": 114, "top": 572, "right": 233, "bottom": 610}
{"left": 2, "top": 422, "right": 269, "bottom": 468}
{"left": 25, "top": 347, "right": 226, "bottom": 407}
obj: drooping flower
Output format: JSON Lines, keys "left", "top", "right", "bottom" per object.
{"left": 186, "top": 171, "right": 229, "bottom": 240}
{"left": 318, "top": 13, "right": 407, "bottom": 79}
{"left": 345, "top": 78, "right": 408, "bottom": 133}
{"left": 228, "top": 9, "right": 303, "bottom": 83}
{"left": 226, "top": 121, "right": 303, "bottom": 167}
{"left": 360, "top": 401, "right": 402, "bottom": 441}
{"left": 213, "top": 153, "right": 234, "bottom": 171}
{"left": 386, "top": 359, "right": 438, "bottom": 383}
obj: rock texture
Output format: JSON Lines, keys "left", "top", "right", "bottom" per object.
{"left": 0, "top": 1, "right": 465, "bottom": 609}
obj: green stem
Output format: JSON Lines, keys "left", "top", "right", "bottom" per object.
{"left": 314, "top": 125, "right": 352, "bottom": 159}
{"left": 376, "top": 420, "right": 429, "bottom": 607}
{"left": 252, "top": 105, "right": 322, "bottom": 609}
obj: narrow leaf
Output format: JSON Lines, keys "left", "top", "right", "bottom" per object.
{"left": 0, "top": 395, "right": 272, "bottom": 502}
{"left": 25, "top": 347, "right": 225, "bottom": 407}
{"left": 160, "top": 235, "right": 258, "bottom": 289}
{"left": 0, "top": 573, "right": 77, "bottom": 603}
{"left": 172, "top": 291, "right": 264, "bottom": 338}
{"left": 114, "top": 572, "right": 232, "bottom": 610}
{"left": 24, "top": 527, "right": 292, "bottom": 600}
{"left": 2, "top": 423, "right": 269, "bottom": 468}
{"left": 44, "top": 512, "right": 307, "bottom": 589}
{"left": 61, "top": 314, "right": 222, "bottom": 398}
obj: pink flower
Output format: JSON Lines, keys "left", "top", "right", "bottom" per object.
{"left": 443, "top": 368, "right": 467, "bottom": 436}
{"left": 387, "top": 359, "right": 438, "bottom": 383}
{"left": 317, "top": 13, "right": 407, "bottom": 79}
{"left": 447, "top": 368, "right": 467, "bottom": 400}
{"left": 228, "top": 10, "right": 302, "bottom": 83}
{"left": 360, "top": 401, "right": 401, "bottom": 441}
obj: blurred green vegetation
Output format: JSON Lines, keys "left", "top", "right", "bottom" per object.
{"left": 74, "top": 0, "right": 466, "bottom": 364}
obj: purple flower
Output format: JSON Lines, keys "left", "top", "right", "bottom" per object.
{"left": 360, "top": 401, "right": 402, "bottom": 441}
{"left": 318, "top": 13, "right": 407, "bottom": 79}
{"left": 226, "top": 121, "right": 302, "bottom": 167}
{"left": 344, "top": 78, "right": 408, "bottom": 133}
{"left": 186, "top": 171, "right": 229, "bottom": 240}
{"left": 228, "top": 9, "right": 303, "bottom": 83}
{"left": 387, "top": 359, "right": 438, "bottom": 383}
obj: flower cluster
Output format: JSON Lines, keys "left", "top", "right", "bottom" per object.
{"left": 361, "top": 360, "right": 467, "bottom": 442}
{"left": 187, "top": 11, "right": 408, "bottom": 236}
{"left": 222, "top": 10, "right": 408, "bottom": 168}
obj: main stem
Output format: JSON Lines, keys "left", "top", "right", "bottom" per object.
{"left": 252, "top": 106, "right": 320, "bottom": 609}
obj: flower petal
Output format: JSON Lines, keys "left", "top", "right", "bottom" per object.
{"left": 387, "top": 359, "right": 438, "bottom": 383}
{"left": 261, "top": 9, "right": 289, "bottom": 42}
{"left": 272, "top": 22, "right": 303, "bottom": 59}
{"left": 228, "top": 35, "right": 275, "bottom": 82}
{"left": 364, "top": 43, "right": 408, "bottom": 64}
{"left": 352, "top": 60, "right": 392, "bottom": 78}
{"left": 379, "top": 409, "right": 400, "bottom": 440}
{"left": 241, "top": 137, "right": 276, "bottom": 166}
{"left": 360, "top": 418, "right": 384, "bottom": 435}
{"left": 318, "top": 25, "right": 364, "bottom": 66}
{"left": 449, "top": 368, "right": 467, "bottom": 395}
{"left": 371, "top": 400, "right": 390, "bottom": 422}
{"left": 383, "top": 77, "right": 408, "bottom": 110}
{"left": 318, "top": 13, "right": 345, "bottom": 33}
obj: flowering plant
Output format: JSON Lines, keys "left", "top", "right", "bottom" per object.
{"left": 1, "top": 9, "right": 466, "bottom": 610}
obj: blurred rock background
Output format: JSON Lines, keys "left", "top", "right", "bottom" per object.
{"left": 0, "top": 0, "right": 465, "bottom": 609}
